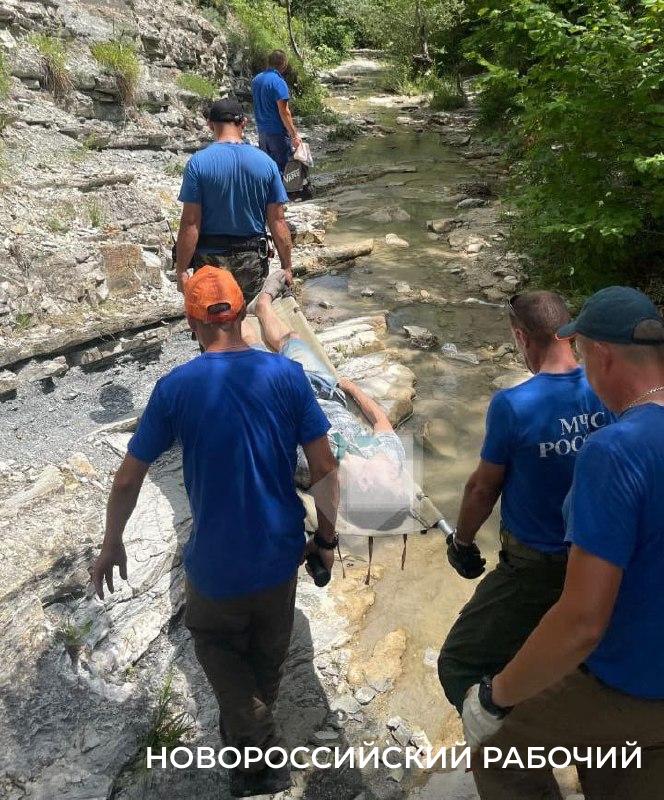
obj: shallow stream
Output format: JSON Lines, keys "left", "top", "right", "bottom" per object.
{"left": 309, "top": 57, "right": 518, "bottom": 745}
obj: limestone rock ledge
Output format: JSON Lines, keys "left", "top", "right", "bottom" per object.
{"left": 0, "top": 311, "right": 418, "bottom": 800}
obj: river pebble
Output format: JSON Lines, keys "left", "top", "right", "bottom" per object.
{"left": 385, "top": 233, "right": 410, "bottom": 248}
{"left": 441, "top": 343, "right": 480, "bottom": 365}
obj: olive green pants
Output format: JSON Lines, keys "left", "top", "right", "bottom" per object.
{"left": 184, "top": 574, "right": 297, "bottom": 772}
{"left": 474, "top": 668, "right": 664, "bottom": 800}
{"left": 438, "top": 532, "right": 567, "bottom": 713}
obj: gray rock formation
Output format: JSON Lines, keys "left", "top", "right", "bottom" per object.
{"left": 0, "top": 304, "right": 422, "bottom": 798}
{"left": 1, "top": 0, "right": 325, "bottom": 372}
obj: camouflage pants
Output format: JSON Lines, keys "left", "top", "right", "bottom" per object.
{"left": 191, "top": 250, "right": 269, "bottom": 304}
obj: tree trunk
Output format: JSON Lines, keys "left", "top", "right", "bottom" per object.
{"left": 283, "top": 0, "right": 303, "bottom": 62}
{"left": 415, "top": 0, "right": 430, "bottom": 62}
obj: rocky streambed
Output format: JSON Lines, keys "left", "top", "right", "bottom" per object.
{"left": 0, "top": 37, "right": 585, "bottom": 800}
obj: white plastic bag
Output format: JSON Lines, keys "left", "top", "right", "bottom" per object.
{"left": 293, "top": 141, "right": 314, "bottom": 167}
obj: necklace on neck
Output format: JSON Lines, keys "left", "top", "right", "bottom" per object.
{"left": 623, "top": 386, "right": 664, "bottom": 412}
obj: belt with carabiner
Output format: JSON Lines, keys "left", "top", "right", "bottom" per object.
{"left": 197, "top": 233, "right": 270, "bottom": 259}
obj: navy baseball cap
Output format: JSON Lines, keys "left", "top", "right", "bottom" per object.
{"left": 557, "top": 286, "right": 664, "bottom": 345}
{"left": 208, "top": 97, "right": 245, "bottom": 123}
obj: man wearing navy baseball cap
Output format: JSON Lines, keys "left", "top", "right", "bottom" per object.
{"left": 461, "top": 286, "right": 664, "bottom": 800}
{"left": 557, "top": 284, "right": 664, "bottom": 345}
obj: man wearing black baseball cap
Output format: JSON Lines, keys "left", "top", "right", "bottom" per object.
{"left": 461, "top": 286, "right": 664, "bottom": 800}
{"left": 175, "top": 97, "right": 294, "bottom": 303}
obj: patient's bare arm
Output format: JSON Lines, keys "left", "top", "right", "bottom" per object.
{"left": 253, "top": 294, "right": 295, "bottom": 351}
{"left": 337, "top": 377, "right": 393, "bottom": 433}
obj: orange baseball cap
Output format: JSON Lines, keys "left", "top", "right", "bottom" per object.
{"left": 184, "top": 266, "right": 245, "bottom": 324}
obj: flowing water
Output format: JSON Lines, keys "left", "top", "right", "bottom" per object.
{"left": 308, "top": 57, "right": 521, "bottom": 745}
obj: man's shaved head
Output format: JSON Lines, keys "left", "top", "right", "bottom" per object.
{"left": 509, "top": 291, "right": 571, "bottom": 345}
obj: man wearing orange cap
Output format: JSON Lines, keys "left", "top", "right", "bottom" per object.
{"left": 92, "top": 268, "right": 339, "bottom": 797}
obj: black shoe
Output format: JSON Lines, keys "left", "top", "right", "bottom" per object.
{"left": 228, "top": 769, "right": 258, "bottom": 798}
{"left": 252, "top": 764, "right": 292, "bottom": 795}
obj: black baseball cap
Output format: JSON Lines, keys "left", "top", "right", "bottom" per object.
{"left": 208, "top": 97, "right": 245, "bottom": 123}
{"left": 557, "top": 285, "right": 664, "bottom": 345}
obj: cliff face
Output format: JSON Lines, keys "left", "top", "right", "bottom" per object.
{"left": 0, "top": 0, "right": 244, "bottom": 365}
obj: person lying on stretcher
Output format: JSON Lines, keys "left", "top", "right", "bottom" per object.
{"left": 243, "top": 270, "right": 413, "bottom": 531}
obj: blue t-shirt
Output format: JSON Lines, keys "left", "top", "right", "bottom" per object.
{"left": 565, "top": 404, "right": 664, "bottom": 699}
{"left": 128, "top": 349, "right": 330, "bottom": 599}
{"left": 252, "top": 69, "right": 290, "bottom": 135}
{"left": 481, "top": 368, "right": 611, "bottom": 553}
{"left": 178, "top": 141, "right": 288, "bottom": 237}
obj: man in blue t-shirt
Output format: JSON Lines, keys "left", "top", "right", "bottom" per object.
{"left": 91, "top": 268, "right": 339, "bottom": 797}
{"left": 463, "top": 286, "right": 664, "bottom": 800}
{"left": 251, "top": 50, "right": 302, "bottom": 174}
{"left": 175, "top": 97, "right": 294, "bottom": 304}
{"left": 438, "top": 291, "right": 611, "bottom": 712}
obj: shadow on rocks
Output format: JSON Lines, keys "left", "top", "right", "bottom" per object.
{"left": 110, "top": 456, "right": 367, "bottom": 800}
{"left": 89, "top": 383, "right": 135, "bottom": 424}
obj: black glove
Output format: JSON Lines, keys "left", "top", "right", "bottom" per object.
{"left": 446, "top": 533, "right": 486, "bottom": 579}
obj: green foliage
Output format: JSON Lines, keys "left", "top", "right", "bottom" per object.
{"left": 302, "top": 0, "right": 663, "bottom": 291}
{"left": 140, "top": 674, "right": 195, "bottom": 754}
{"left": 303, "top": 14, "right": 354, "bottom": 64}
{"left": 57, "top": 619, "right": 93, "bottom": 660}
{"left": 328, "top": 120, "right": 363, "bottom": 140}
{"left": 90, "top": 40, "right": 141, "bottom": 104}
{"left": 340, "top": 0, "right": 464, "bottom": 69}
{"left": 14, "top": 312, "right": 34, "bottom": 331}
{"left": 198, "top": 0, "right": 227, "bottom": 27}
{"left": 164, "top": 159, "right": 186, "bottom": 177}
{"left": 0, "top": 48, "right": 9, "bottom": 98}
{"left": 381, "top": 61, "right": 465, "bottom": 112}
{"left": 46, "top": 201, "right": 75, "bottom": 233}
{"left": 81, "top": 132, "right": 107, "bottom": 151}
{"left": 471, "top": 61, "right": 521, "bottom": 129}
{"left": 290, "top": 71, "right": 328, "bottom": 118}
{"left": 229, "top": 0, "right": 330, "bottom": 118}
{"left": 382, "top": 61, "right": 421, "bottom": 94}
{"left": 177, "top": 72, "right": 218, "bottom": 99}
{"left": 29, "top": 34, "right": 72, "bottom": 96}
{"left": 291, "top": 0, "right": 364, "bottom": 58}
{"left": 429, "top": 73, "right": 465, "bottom": 109}
{"left": 228, "top": 0, "right": 293, "bottom": 73}
{"left": 46, "top": 215, "right": 70, "bottom": 233}
{"left": 87, "top": 199, "right": 104, "bottom": 228}
{"left": 464, "top": 1, "right": 664, "bottom": 291}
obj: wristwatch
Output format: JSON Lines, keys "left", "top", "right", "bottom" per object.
{"left": 479, "top": 676, "right": 512, "bottom": 719}
{"left": 313, "top": 531, "right": 339, "bottom": 551}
